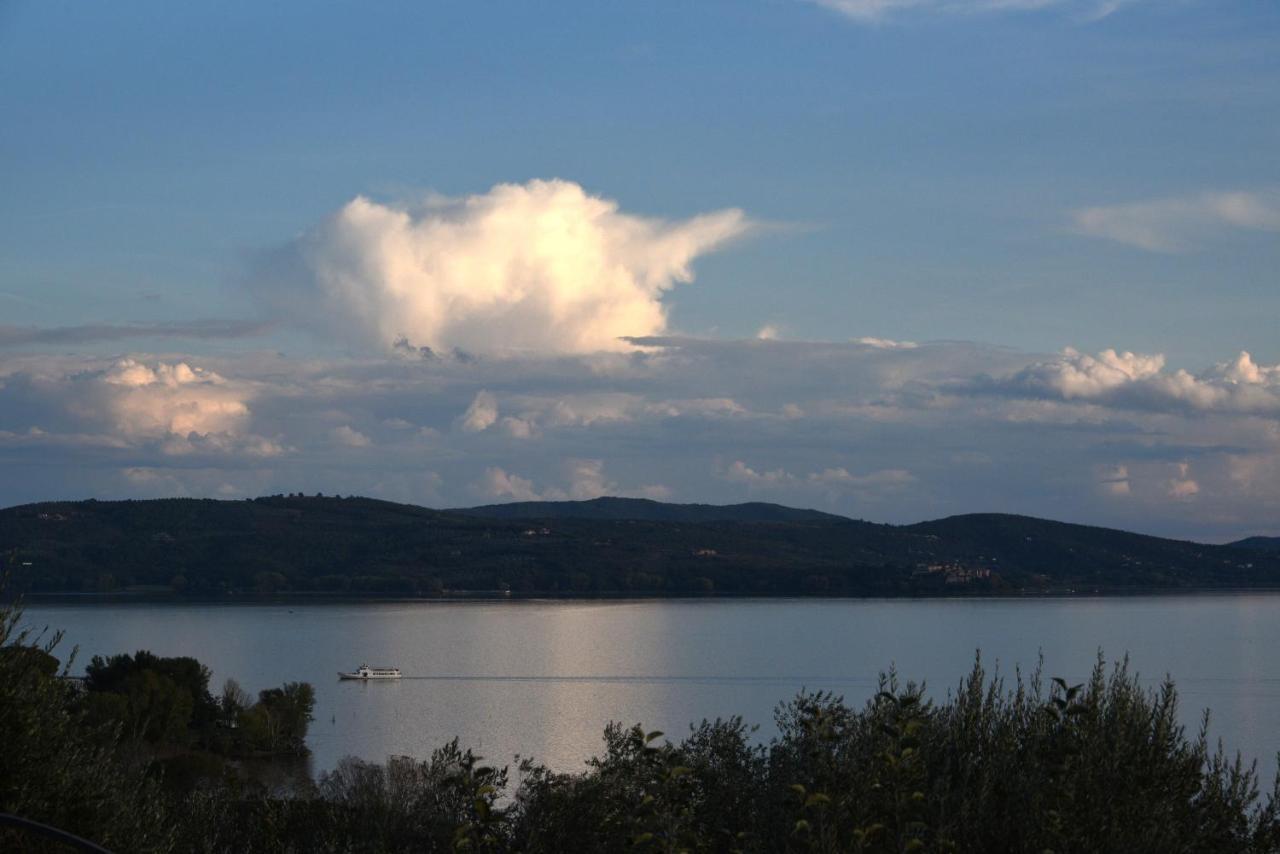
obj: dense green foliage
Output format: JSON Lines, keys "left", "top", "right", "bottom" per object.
{"left": 0, "top": 604, "right": 174, "bottom": 852}
{"left": 4, "top": 589, "right": 1280, "bottom": 852}
{"left": 82, "top": 650, "right": 315, "bottom": 756}
{"left": 3, "top": 496, "right": 1278, "bottom": 597}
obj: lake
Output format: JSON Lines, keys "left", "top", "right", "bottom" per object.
{"left": 21, "top": 595, "right": 1280, "bottom": 782}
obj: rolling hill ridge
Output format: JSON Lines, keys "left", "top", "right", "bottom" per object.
{"left": 2, "top": 496, "right": 1277, "bottom": 597}
{"left": 457, "top": 496, "right": 845, "bottom": 524}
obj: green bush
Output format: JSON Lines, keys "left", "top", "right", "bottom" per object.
{"left": 0, "top": 599, "right": 173, "bottom": 852}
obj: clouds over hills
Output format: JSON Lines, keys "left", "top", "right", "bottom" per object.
{"left": 3, "top": 337, "right": 1280, "bottom": 540}
{"left": 3, "top": 178, "right": 1279, "bottom": 540}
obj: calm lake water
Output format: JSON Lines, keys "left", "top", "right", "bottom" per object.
{"left": 21, "top": 596, "right": 1280, "bottom": 781}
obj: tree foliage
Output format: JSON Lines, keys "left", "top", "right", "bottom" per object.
{"left": 165, "top": 658, "right": 1280, "bottom": 853}
{"left": 0, "top": 595, "right": 172, "bottom": 851}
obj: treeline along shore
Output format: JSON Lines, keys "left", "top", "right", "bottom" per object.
{"left": 3, "top": 495, "right": 1280, "bottom": 598}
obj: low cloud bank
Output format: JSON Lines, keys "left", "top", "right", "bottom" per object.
{"left": 980, "top": 348, "right": 1280, "bottom": 413}
{"left": 3, "top": 338, "right": 1279, "bottom": 540}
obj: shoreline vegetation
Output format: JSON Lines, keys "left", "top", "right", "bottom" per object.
{"left": 4, "top": 597, "right": 1280, "bottom": 852}
{"left": 4, "top": 495, "right": 1280, "bottom": 600}
{"left": 22, "top": 584, "right": 1280, "bottom": 605}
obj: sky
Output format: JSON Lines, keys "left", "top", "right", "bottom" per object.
{"left": 1, "top": 0, "right": 1278, "bottom": 540}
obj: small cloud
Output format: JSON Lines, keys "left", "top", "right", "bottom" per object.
{"left": 123, "top": 466, "right": 172, "bottom": 485}
{"left": 853, "top": 336, "right": 917, "bottom": 350}
{"left": 809, "top": 0, "right": 1135, "bottom": 25}
{"left": 1097, "top": 464, "right": 1131, "bottom": 497}
{"left": 725, "top": 460, "right": 794, "bottom": 486}
{"left": 476, "top": 466, "right": 545, "bottom": 501}
{"left": 500, "top": 416, "right": 536, "bottom": 439}
{"left": 1167, "top": 462, "right": 1199, "bottom": 500}
{"left": 331, "top": 425, "right": 372, "bottom": 447}
{"left": 724, "top": 460, "right": 913, "bottom": 497}
{"left": 547, "top": 394, "right": 641, "bottom": 427}
{"left": 473, "top": 459, "right": 653, "bottom": 503}
{"left": 807, "top": 466, "right": 915, "bottom": 490}
{"left": 636, "top": 484, "right": 673, "bottom": 500}
{"left": 459, "top": 390, "right": 499, "bottom": 433}
{"left": 1070, "top": 190, "right": 1280, "bottom": 252}
{"left": 565, "top": 458, "right": 613, "bottom": 500}
{"left": 756, "top": 324, "right": 781, "bottom": 341}
{"left": 652, "top": 398, "right": 747, "bottom": 418}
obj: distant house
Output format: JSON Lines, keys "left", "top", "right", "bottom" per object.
{"left": 944, "top": 567, "right": 992, "bottom": 584}
{"left": 915, "top": 561, "right": 992, "bottom": 584}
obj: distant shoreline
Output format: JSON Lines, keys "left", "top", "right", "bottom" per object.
{"left": 18, "top": 585, "right": 1280, "bottom": 605}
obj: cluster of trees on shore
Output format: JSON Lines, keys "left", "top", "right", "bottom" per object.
{"left": 5, "top": 598, "right": 1280, "bottom": 851}
{"left": 81, "top": 650, "right": 314, "bottom": 758}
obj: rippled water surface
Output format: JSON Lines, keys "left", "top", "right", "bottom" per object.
{"left": 23, "top": 596, "right": 1280, "bottom": 779}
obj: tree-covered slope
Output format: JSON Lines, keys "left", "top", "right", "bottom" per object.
{"left": 2, "top": 496, "right": 1278, "bottom": 596}
{"left": 458, "top": 496, "right": 845, "bottom": 524}
{"left": 1231, "top": 536, "right": 1280, "bottom": 552}
{"left": 907, "top": 513, "right": 1266, "bottom": 588}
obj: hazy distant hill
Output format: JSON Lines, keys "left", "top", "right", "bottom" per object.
{"left": 1230, "top": 536, "right": 1280, "bottom": 552}
{"left": 458, "top": 496, "right": 844, "bottom": 524}
{"left": 2, "top": 496, "right": 1277, "bottom": 597}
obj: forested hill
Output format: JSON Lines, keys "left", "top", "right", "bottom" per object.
{"left": 458, "top": 496, "right": 844, "bottom": 523}
{"left": 1230, "top": 536, "right": 1280, "bottom": 552}
{"left": 2, "top": 496, "right": 1278, "bottom": 597}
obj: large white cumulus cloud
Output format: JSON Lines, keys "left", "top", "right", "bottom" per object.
{"left": 267, "top": 180, "right": 750, "bottom": 356}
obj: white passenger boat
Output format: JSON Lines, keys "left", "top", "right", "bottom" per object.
{"left": 338, "top": 664, "right": 402, "bottom": 680}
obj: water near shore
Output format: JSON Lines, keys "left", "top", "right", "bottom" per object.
{"left": 22, "top": 596, "right": 1280, "bottom": 780}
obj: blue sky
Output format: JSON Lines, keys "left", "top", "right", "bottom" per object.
{"left": 1, "top": 1, "right": 1278, "bottom": 538}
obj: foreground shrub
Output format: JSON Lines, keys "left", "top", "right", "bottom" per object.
{"left": 0, "top": 602, "right": 173, "bottom": 852}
